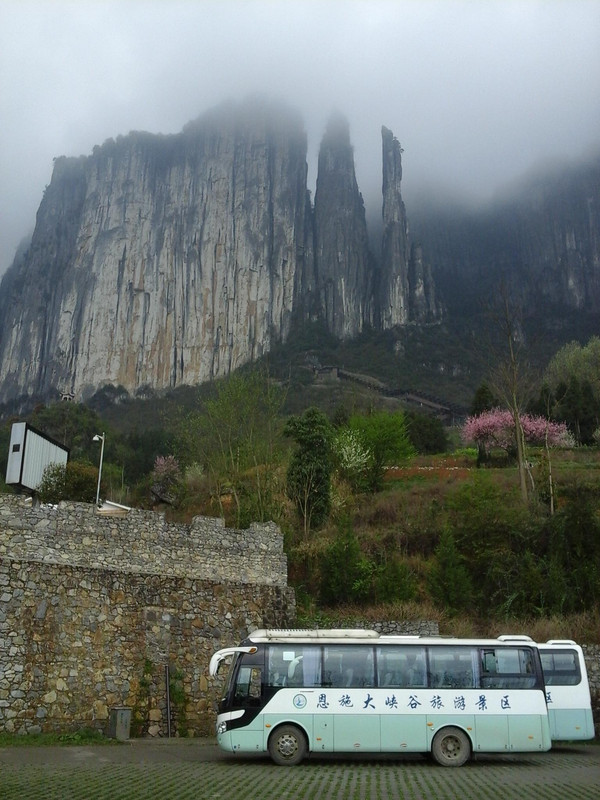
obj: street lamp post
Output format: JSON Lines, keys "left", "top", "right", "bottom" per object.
{"left": 93, "top": 432, "right": 105, "bottom": 507}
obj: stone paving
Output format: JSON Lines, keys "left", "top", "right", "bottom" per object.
{"left": 0, "top": 740, "right": 599, "bottom": 800}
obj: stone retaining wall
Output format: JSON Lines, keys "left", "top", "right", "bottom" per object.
{"left": 582, "top": 644, "right": 600, "bottom": 737}
{"left": 0, "top": 494, "right": 597, "bottom": 738}
{"left": 0, "top": 494, "right": 295, "bottom": 736}
{"left": 341, "top": 619, "right": 440, "bottom": 636}
{"left": 0, "top": 494, "right": 287, "bottom": 585}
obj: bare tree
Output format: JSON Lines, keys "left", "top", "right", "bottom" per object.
{"left": 486, "top": 284, "right": 539, "bottom": 504}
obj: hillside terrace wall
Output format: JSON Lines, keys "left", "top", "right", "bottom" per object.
{"left": 0, "top": 494, "right": 295, "bottom": 736}
{"left": 0, "top": 495, "right": 287, "bottom": 585}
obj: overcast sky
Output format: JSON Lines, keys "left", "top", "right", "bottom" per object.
{"left": 1, "top": 0, "right": 599, "bottom": 276}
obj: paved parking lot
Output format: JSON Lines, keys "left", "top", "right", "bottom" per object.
{"left": 1, "top": 740, "right": 599, "bottom": 800}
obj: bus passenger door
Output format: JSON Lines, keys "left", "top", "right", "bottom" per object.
{"left": 230, "top": 666, "right": 264, "bottom": 752}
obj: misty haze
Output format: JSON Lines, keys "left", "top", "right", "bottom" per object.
{"left": 0, "top": 0, "right": 598, "bottom": 412}
{"left": 1, "top": 5, "right": 600, "bottom": 763}
{"left": 1, "top": 0, "right": 599, "bottom": 276}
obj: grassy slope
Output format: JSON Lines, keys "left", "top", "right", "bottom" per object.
{"left": 292, "top": 447, "right": 600, "bottom": 644}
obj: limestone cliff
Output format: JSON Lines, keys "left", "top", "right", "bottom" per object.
{"left": 313, "top": 114, "right": 373, "bottom": 337}
{"left": 2, "top": 99, "right": 595, "bottom": 409}
{"left": 0, "top": 100, "right": 311, "bottom": 402}
{"left": 412, "top": 155, "right": 600, "bottom": 321}
{"left": 0, "top": 104, "right": 443, "bottom": 406}
{"left": 379, "top": 126, "right": 439, "bottom": 326}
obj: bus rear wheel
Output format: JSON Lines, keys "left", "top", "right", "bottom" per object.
{"left": 268, "top": 724, "right": 307, "bottom": 766}
{"left": 431, "top": 726, "right": 471, "bottom": 767}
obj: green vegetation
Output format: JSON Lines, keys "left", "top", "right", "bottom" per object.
{"left": 285, "top": 407, "right": 333, "bottom": 534}
{"left": 1, "top": 334, "right": 599, "bottom": 641}
{"left": 38, "top": 461, "right": 98, "bottom": 504}
{"left": 169, "top": 369, "right": 287, "bottom": 526}
{"left": 131, "top": 659, "right": 154, "bottom": 738}
{"left": 0, "top": 728, "right": 112, "bottom": 747}
{"left": 427, "top": 528, "right": 473, "bottom": 615}
{"left": 168, "top": 666, "right": 188, "bottom": 738}
{"left": 348, "top": 410, "right": 414, "bottom": 491}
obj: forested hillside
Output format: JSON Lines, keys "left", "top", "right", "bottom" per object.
{"left": 2, "top": 337, "right": 599, "bottom": 642}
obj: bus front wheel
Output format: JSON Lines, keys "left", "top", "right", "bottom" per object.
{"left": 268, "top": 724, "right": 307, "bottom": 766}
{"left": 431, "top": 726, "right": 471, "bottom": 767}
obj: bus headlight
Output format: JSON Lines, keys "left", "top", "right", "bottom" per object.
{"left": 217, "top": 721, "right": 227, "bottom": 735}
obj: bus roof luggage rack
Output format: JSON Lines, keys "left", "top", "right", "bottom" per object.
{"left": 249, "top": 629, "right": 380, "bottom": 640}
{"left": 545, "top": 639, "right": 576, "bottom": 645}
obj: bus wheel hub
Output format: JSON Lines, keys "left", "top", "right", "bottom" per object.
{"left": 278, "top": 734, "right": 298, "bottom": 757}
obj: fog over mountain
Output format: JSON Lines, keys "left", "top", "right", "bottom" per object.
{"left": 1, "top": 0, "right": 599, "bottom": 278}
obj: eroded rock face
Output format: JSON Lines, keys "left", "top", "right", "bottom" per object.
{"left": 1, "top": 105, "right": 438, "bottom": 405}
{"left": 0, "top": 100, "right": 311, "bottom": 402}
{"left": 379, "top": 126, "right": 439, "bottom": 327}
{"left": 412, "top": 156, "right": 600, "bottom": 320}
{"left": 313, "top": 114, "right": 374, "bottom": 337}
{"left": 379, "top": 126, "right": 411, "bottom": 328}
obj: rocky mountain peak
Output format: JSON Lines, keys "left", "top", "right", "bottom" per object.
{"left": 312, "top": 114, "right": 373, "bottom": 338}
{"left": 379, "top": 126, "right": 439, "bottom": 327}
{"left": 3, "top": 102, "right": 594, "bottom": 409}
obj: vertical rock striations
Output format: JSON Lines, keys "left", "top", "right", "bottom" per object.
{"left": 379, "top": 126, "right": 439, "bottom": 327}
{"left": 0, "top": 158, "right": 89, "bottom": 403}
{"left": 0, "top": 100, "right": 311, "bottom": 402}
{"left": 379, "top": 126, "right": 411, "bottom": 327}
{"left": 510, "top": 160, "right": 600, "bottom": 313}
{"left": 0, "top": 103, "right": 447, "bottom": 408}
{"left": 411, "top": 155, "right": 600, "bottom": 320}
{"left": 313, "top": 114, "right": 373, "bottom": 338}
{"left": 2, "top": 100, "right": 596, "bottom": 408}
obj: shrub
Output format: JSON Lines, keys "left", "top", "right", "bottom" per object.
{"left": 427, "top": 529, "right": 473, "bottom": 614}
{"left": 332, "top": 428, "right": 372, "bottom": 492}
{"left": 348, "top": 411, "right": 415, "bottom": 492}
{"left": 405, "top": 411, "right": 449, "bottom": 454}
{"left": 374, "top": 557, "right": 417, "bottom": 604}
{"left": 285, "top": 407, "right": 333, "bottom": 534}
{"left": 38, "top": 461, "right": 98, "bottom": 504}
{"left": 319, "top": 519, "right": 374, "bottom": 606}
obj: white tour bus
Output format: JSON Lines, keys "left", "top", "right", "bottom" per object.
{"left": 539, "top": 639, "right": 595, "bottom": 741}
{"left": 209, "top": 629, "right": 558, "bottom": 767}
{"left": 499, "top": 635, "right": 594, "bottom": 741}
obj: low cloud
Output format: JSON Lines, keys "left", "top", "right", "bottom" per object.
{"left": 1, "top": 0, "right": 599, "bottom": 274}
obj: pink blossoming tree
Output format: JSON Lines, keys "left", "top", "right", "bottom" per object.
{"left": 150, "top": 455, "right": 181, "bottom": 504}
{"left": 462, "top": 409, "right": 574, "bottom": 453}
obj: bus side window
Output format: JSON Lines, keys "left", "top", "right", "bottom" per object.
{"left": 287, "top": 656, "right": 303, "bottom": 686}
{"left": 480, "top": 648, "right": 538, "bottom": 689}
{"left": 287, "top": 648, "right": 322, "bottom": 688}
{"left": 267, "top": 648, "right": 288, "bottom": 687}
{"left": 427, "top": 646, "right": 474, "bottom": 689}
{"left": 342, "top": 646, "right": 375, "bottom": 688}
{"left": 405, "top": 655, "right": 426, "bottom": 687}
{"left": 482, "top": 651, "right": 496, "bottom": 674}
{"left": 377, "top": 646, "right": 426, "bottom": 688}
{"left": 541, "top": 650, "right": 581, "bottom": 686}
{"left": 249, "top": 668, "right": 262, "bottom": 699}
